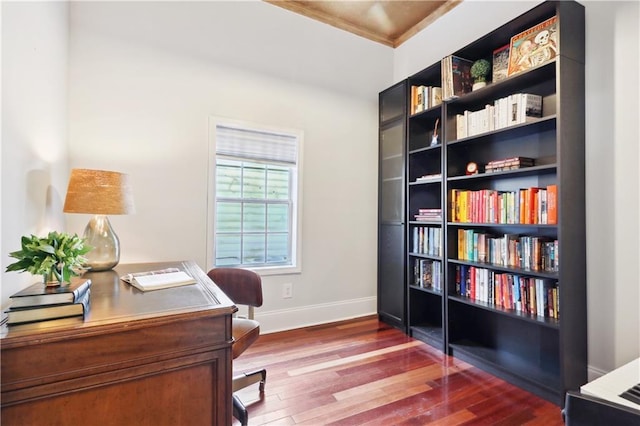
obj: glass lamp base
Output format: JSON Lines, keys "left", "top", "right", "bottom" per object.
{"left": 84, "top": 215, "right": 120, "bottom": 271}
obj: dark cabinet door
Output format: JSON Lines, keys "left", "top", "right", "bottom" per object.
{"left": 379, "top": 121, "right": 405, "bottom": 223}
{"left": 378, "top": 224, "right": 405, "bottom": 327}
{"left": 378, "top": 81, "right": 407, "bottom": 329}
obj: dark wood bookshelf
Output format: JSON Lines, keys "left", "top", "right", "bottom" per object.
{"left": 378, "top": 0, "right": 586, "bottom": 406}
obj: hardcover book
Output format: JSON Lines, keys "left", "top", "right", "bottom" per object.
{"left": 9, "top": 278, "right": 92, "bottom": 308}
{"left": 508, "top": 15, "right": 559, "bottom": 77}
{"left": 7, "top": 289, "right": 90, "bottom": 325}
{"left": 492, "top": 44, "right": 510, "bottom": 83}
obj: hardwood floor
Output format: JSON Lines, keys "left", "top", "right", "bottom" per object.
{"left": 233, "top": 316, "right": 565, "bottom": 425}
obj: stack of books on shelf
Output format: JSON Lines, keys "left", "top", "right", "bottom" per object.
{"left": 455, "top": 265, "right": 559, "bottom": 319}
{"left": 5, "top": 278, "right": 92, "bottom": 325}
{"left": 415, "top": 173, "right": 442, "bottom": 183}
{"left": 414, "top": 208, "right": 442, "bottom": 222}
{"left": 485, "top": 156, "right": 535, "bottom": 173}
{"left": 410, "top": 85, "right": 442, "bottom": 115}
{"left": 455, "top": 93, "right": 543, "bottom": 139}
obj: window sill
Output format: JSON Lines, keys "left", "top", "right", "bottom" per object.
{"left": 250, "top": 265, "right": 301, "bottom": 276}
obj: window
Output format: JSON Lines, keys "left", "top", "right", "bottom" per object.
{"left": 208, "top": 118, "right": 302, "bottom": 274}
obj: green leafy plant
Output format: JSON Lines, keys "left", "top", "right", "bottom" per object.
{"left": 6, "top": 231, "right": 91, "bottom": 284}
{"left": 470, "top": 59, "right": 491, "bottom": 83}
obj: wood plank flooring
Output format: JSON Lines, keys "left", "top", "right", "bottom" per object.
{"left": 233, "top": 316, "right": 564, "bottom": 425}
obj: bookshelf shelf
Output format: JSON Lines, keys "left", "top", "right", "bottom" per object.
{"left": 447, "top": 61, "right": 556, "bottom": 109}
{"left": 447, "top": 164, "right": 557, "bottom": 182}
{"left": 409, "top": 285, "right": 442, "bottom": 296}
{"left": 447, "top": 116, "right": 557, "bottom": 146}
{"left": 410, "top": 324, "right": 444, "bottom": 348}
{"left": 446, "top": 222, "right": 558, "bottom": 231}
{"left": 378, "top": 0, "right": 586, "bottom": 406}
{"left": 449, "top": 295, "right": 560, "bottom": 328}
{"left": 409, "top": 145, "right": 441, "bottom": 156}
{"left": 448, "top": 340, "right": 561, "bottom": 399}
{"left": 409, "top": 180, "right": 441, "bottom": 187}
{"left": 409, "top": 252, "right": 442, "bottom": 261}
{"left": 448, "top": 259, "right": 559, "bottom": 280}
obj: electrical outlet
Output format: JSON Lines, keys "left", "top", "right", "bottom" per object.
{"left": 282, "top": 282, "right": 293, "bottom": 299}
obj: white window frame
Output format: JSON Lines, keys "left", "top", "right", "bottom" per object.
{"left": 207, "top": 116, "right": 303, "bottom": 275}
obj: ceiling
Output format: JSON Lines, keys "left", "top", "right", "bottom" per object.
{"left": 264, "top": 0, "right": 462, "bottom": 48}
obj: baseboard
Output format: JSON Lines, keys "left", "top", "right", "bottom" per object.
{"left": 256, "top": 296, "right": 377, "bottom": 334}
{"left": 587, "top": 365, "right": 609, "bottom": 382}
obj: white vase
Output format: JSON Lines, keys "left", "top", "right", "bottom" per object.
{"left": 473, "top": 81, "right": 487, "bottom": 91}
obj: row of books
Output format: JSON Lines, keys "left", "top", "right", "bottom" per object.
{"left": 450, "top": 185, "right": 557, "bottom": 225}
{"left": 411, "top": 226, "right": 442, "bottom": 257}
{"left": 410, "top": 85, "right": 442, "bottom": 115}
{"left": 414, "top": 208, "right": 442, "bottom": 222}
{"left": 485, "top": 156, "right": 535, "bottom": 173}
{"left": 5, "top": 278, "right": 92, "bottom": 325}
{"left": 455, "top": 265, "right": 559, "bottom": 319}
{"left": 413, "top": 259, "right": 442, "bottom": 292}
{"left": 443, "top": 16, "right": 559, "bottom": 100}
{"left": 457, "top": 230, "right": 559, "bottom": 273}
{"left": 455, "top": 93, "right": 543, "bottom": 139}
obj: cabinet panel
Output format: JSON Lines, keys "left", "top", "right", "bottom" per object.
{"left": 378, "top": 81, "right": 407, "bottom": 329}
{"left": 380, "top": 120, "right": 405, "bottom": 223}
{"left": 2, "top": 356, "right": 220, "bottom": 426}
{"left": 378, "top": 224, "right": 406, "bottom": 327}
{"left": 380, "top": 83, "right": 406, "bottom": 123}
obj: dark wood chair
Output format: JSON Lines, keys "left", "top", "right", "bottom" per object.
{"left": 207, "top": 267, "right": 266, "bottom": 426}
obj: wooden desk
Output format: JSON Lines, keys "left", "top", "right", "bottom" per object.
{"left": 1, "top": 261, "right": 236, "bottom": 425}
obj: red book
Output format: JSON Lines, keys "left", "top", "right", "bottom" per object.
{"left": 547, "top": 184, "right": 558, "bottom": 224}
{"left": 527, "top": 187, "right": 540, "bottom": 224}
{"left": 470, "top": 267, "right": 476, "bottom": 301}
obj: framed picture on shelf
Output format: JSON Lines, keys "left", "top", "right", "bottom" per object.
{"left": 507, "top": 15, "right": 559, "bottom": 76}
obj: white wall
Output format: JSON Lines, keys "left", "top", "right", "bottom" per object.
{"left": 586, "top": 0, "right": 640, "bottom": 376}
{"left": 1, "top": 1, "right": 70, "bottom": 306}
{"left": 67, "top": 1, "right": 394, "bottom": 332}
{"left": 394, "top": 1, "right": 640, "bottom": 377}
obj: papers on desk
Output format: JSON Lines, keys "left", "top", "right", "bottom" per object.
{"left": 121, "top": 268, "right": 197, "bottom": 291}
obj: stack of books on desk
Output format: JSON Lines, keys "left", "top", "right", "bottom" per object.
{"left": 5, "top": 278, "right": 91, "bottom": 325}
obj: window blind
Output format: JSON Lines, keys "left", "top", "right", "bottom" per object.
{"left": 216, "top": 125, "right": 298, "bottom": 165}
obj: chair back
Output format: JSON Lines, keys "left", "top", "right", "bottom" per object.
{"left": 207, "top": 268, "right": 263, "bottom": 318}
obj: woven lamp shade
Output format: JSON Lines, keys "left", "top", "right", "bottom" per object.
{"left": 63, "top": 169, "right": 135, "bottom": 215}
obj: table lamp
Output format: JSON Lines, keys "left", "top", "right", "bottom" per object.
{"left": 63, "top": 169, "right": 135, "bottom": 271}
